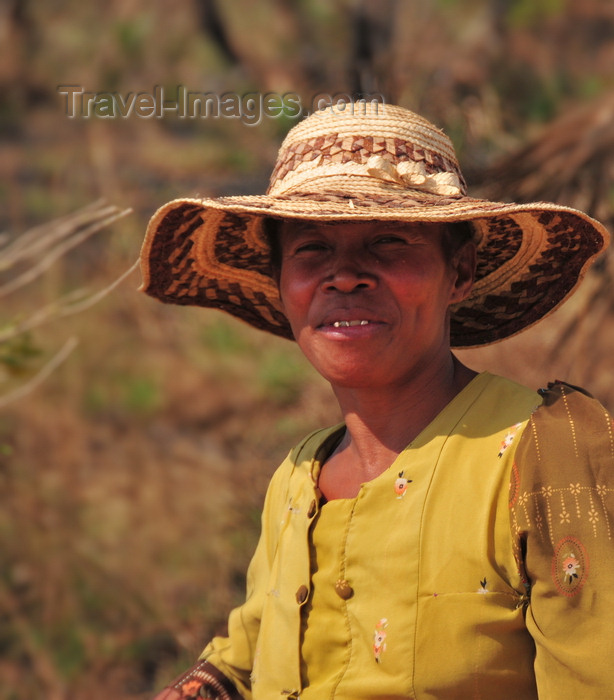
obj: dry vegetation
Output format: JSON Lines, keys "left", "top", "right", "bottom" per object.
{"left": 1, "top": 0, "right": 613, "bottom": 697}
{"left": 1, "top": 299, "right": 337, "bottom": 698}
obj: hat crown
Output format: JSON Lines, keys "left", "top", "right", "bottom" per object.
{"left": 268, "top": 102, "right": 466, "bottom": 198}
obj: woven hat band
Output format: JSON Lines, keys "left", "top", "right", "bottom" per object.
{"left": 268, "top": 133, "right": 466, "bottom": 197}
{"left": 268, "top": 155, "right": 465, "bottom": 198}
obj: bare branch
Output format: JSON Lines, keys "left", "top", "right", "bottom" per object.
{"left": 0, "top": 202, "right": 136, "bottom": 406}
{"left": 0, "top": 202, "right": 132, "bottom": 298}
{"left": 0, "top": 200, "right": 120, "bottom": 262}
{"left": 0, "top": 259, "right": 139, "bottom": 344}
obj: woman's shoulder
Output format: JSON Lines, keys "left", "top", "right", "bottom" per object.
{"left": 266, "top": 424, "right": 345, "bottom": 492}
{"left": 477, "top": 371, "right": 540, "bottom": 403}
{"left": 287, "top": 423, "right": 345, "bottom": 465}
{"left": 529, "top": 380, "right": 611, "bottom": 443}
{"left": 514, "top": 379, "right": 613, "bottom": 482}
{"left": 535, "top": 379, "right": 608, "bottom": 412}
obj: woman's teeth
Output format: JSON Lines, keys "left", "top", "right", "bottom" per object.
{"left": 332, "top": 320, "right": 370, "bottom": 327}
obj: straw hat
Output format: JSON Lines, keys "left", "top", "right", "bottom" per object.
{"left": 140, "top": 102, "right": 609, "bottom": 347}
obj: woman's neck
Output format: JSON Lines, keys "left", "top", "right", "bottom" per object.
{"left": 323, "top": 355, "right": 477, "bottom": 494}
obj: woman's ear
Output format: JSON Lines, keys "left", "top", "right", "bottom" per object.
{"left": 449, "top": 241, "right": 476, "bottom": 304}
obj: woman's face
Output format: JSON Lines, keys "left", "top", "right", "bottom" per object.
{"left": 277, "top": 220, "right": 475, "bottom": 391}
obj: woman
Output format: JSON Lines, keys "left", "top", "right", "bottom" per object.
{"left": 140, "top": 103, "right": 612, "bottom": 699}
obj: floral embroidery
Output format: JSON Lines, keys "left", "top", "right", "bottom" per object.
{"left": 513, "top": 481, "right": 613, "bottom": 542}
{"left": 562, "top": 555, "right": 580, "bottom": 583}
{"left": 394, "top": 470, "right": 412, "bottom": 498}
{"left": 477, "top": 577, "right": 489, "bottom": 594}
{"left": 498, "top": 423, "right": 523, "bottom": 458}
{"left": 552, "top": 536, "right": 589, "bottom": 597}
{"left": 287, "top": 499, "right": 301, "bottom": 514}
{"left": 179, "top": 680, "right": 202, "bottom": 697}
{"left": 373, "top": 618, "right": 388, "bottom": 663}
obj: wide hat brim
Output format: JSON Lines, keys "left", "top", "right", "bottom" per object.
{"left": 140, "top": 187, "right": 610, "bottom": 347}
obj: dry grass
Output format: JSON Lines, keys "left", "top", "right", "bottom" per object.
{"left": 0, "top": 282, "right": 339, "bottom": 698}
{"left": 2, "top": 1, "right": 614, "bottom": 696}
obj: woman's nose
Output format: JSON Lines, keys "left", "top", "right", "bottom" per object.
{"left": 321, "top": 260, "right": 377, "bottom": 293}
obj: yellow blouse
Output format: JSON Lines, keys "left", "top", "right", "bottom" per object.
{"left": 201, "top": 372, "right": 614, "bottom": 699}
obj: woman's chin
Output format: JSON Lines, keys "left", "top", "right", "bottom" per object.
{"left": 320, "top": 366, "right": 399, "bottom": 392}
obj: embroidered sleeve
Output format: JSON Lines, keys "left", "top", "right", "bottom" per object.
{"left": 152, "top": 660, "right": 242, "bottom": 699}
{"left": 511, "top": 382, "right": 614, "bottom": 697}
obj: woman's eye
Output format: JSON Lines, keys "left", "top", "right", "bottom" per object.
{"left": 294, "top": 242, "right": 328, "bottom": 254}
{"left": 373, "top": 235, "right": 406, "bottom": 246}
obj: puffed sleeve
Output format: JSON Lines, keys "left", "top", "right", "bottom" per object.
{"left": 510, "top": 381, "right": 614, "bottom": 697}
{"left": 198, "top": 455, "right": 293, "bottom": 699}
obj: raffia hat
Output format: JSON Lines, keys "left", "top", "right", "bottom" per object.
{"left": 140, "top": 102, "right": 609, "bottom": 347}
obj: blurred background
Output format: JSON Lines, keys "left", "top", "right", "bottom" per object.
{"left": 1, "top": 0, "right": 613, "bottom": 697}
